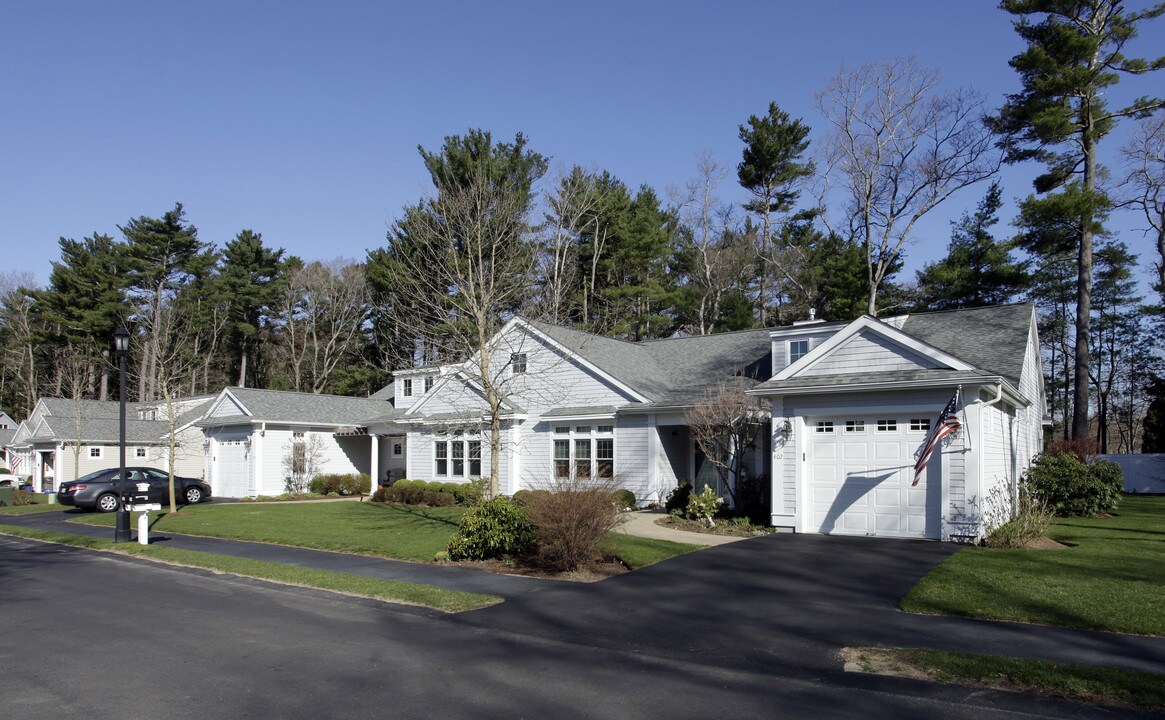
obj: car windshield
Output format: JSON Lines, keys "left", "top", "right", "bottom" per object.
{"left": 74, "top": 469, "right": 112, "bottom": 483}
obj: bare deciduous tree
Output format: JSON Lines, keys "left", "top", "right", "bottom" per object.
{"left": 1122, "top": 112, "right": 1165, "bottom": 305}
{"left": 671, "top": 153, "right": 751, "bottom": 335}
{"left": 815, "top": 57, "right": 999, "bottom": 315}
{"left": 383, "top": 168, "right": 540, "bottom": 498}
{"left": 684, "top": 379, "right": 767, "bottom": 513}
{"left": 278, "top": 259, "right": 370, "bottom": 394}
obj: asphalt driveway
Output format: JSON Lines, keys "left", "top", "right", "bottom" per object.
{"left": 5, "top": 509, "right": 1165, "bottom": 680}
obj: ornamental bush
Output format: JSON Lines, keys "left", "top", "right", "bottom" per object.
{"left": 1027, "top": 453, "right": 1123, "bottom": 517}
{"left": 521, "top": 477, "right": 627, "bottom": 572}
{"left": 686, "top": 485, "right": 724, "bottom": 527}
{"left": 446, "top": 496, "right": 536, "bottom": 560}
{"left": 614, "top": 489, "right": 637, "bottom": 511}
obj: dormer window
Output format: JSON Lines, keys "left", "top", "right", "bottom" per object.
{"left": 789, "top": 339, "right": 809, "bottom": 364}
{"left": 402, "top": 379, "right": 413, "bottom": 397}
{"left": 424, "top": 376, "right": 434, "bottom": 393}
{"left": 511, "top": 353, "right": 527, "bottom": 374}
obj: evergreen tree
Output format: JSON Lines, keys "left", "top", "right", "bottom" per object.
{"left": 1142, "top": 375, "right": 1165, "bottom": 451}
{"left": 992, "top": 0, "right": 1165, "bottom": 438}
{"left": 737, "top": 102, "right": 814, "bottom": 325}
{"left": 214, "top": 230, "right": 286, "bottom": 387}
{"left": 916, "top": 183, "right": 1029, "bottom": 309}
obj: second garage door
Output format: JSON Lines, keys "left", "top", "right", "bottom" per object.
{"left": 808, "top": 416, "right": 939, "bottom": 539}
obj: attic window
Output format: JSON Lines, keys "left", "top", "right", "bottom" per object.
{"left": 402, "top": 379, "right": 413, "bottom": 397}
{"left": 511, "top": 352, "right": 527, "bottom": 374}
{"left": 424, "top": 376, "right": 434, "bottom": 393}
{"left": 89, "top": 447, "right": 102, "bottom": 458}
{"left": 789, "top": 339, "right": 809, "bottom": 364}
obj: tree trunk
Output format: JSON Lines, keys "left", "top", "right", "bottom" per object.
{"left": 1072, "top": 131, "right": 1097, "bottom": 440}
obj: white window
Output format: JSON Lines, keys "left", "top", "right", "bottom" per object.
{"left": 845, "top": 420, "right": 865, "bottom": 432}
{"left": 89, "top": 447, "right": 102, "bottom": 458}
{"left": 434, "top": 438, "right": 481, "bottom": 477}
{"left": 511, "top": 352, "right": 527, "bottom": 374}
{"left": 402, "top": 379, "right": 413, "bottom": 397}
{"left": 877, "top": 420, "right": 897, "bottom": 432}
{"left": 552, "top": 426, "right": 614, "bottom": 480}
{"left": 424, "top": 376, "right": 434, "bottom": 393}
{"left": 135, "top": 448, "right": 147, "bottom": 458}
{"left": 789, "top": 339, "right": 809, "bottom": 364}
{"left": 392, "top": 442, "right": 403, "bottom": 457}
{"left": 815, "top": 421, "right": 834, "bottom": 433}
{"left": 910, "top": 418, "right": 930, "bottom": 432}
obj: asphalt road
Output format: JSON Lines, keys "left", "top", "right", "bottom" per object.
{"left": 2, "top": 534, "right": 1159, "bottom": 720}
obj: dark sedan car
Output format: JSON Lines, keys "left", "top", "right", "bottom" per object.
{"left": 57, "top": 467, "right": 212, "bottom": 512}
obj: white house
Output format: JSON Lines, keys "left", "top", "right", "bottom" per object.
{"left": 196, "top": 387, "right": 406, "bottom": 498}
{"left": 5, "top": 396, "right": 212, "bottom": 491}
{"left": 369, "top": 303, "right": 1045, "bottom": 542}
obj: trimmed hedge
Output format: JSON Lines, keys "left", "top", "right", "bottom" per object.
{"left": 309, "top": 473, "right": 372, "bottom": 496}
{"left": 383, "top": 479, "right": 481, "bottom": 506}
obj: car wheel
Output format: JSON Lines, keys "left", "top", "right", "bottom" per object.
{"left": 95, "top": 493, "right": 120, "bottom": 513}
{"left": 184, "top": 486, "right": 203, "bottom": 504}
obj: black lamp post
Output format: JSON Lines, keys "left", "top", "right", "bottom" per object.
{"left": 114, "top": 327, "right": 131, "bottom": 543}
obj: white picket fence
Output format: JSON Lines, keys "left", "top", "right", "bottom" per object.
{"left": 1096, "top": 454, "right": 1165, "bottom": 494}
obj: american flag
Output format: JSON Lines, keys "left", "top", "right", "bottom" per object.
{"left": 9, "top": 454, "right": 21, "bottom": 473}
{"left": 912, "top": 389, "right": 961, "bottom": 486}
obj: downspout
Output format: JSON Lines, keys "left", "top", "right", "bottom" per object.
{"left": 978, "top": 383, "right": 1008, "bottom": 513}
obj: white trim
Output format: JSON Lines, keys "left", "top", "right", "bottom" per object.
{"left": 541, "top": 411, "right": 617, "bottom": 423}
{"left": 770, "top": 316, "right": 975, "bottom": 383}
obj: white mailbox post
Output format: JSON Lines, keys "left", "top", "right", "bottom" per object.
{"left": 128, "top": 482, "right": 161, "bottom": 545}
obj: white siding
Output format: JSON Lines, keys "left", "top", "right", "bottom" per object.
{"left": 770, "top": 330, "right": 839, "bottom": 375}
{"left": 807, "top": 331, "right": 939, "bottom": 376}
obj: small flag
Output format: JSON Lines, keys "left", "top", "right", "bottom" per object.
{"left": 913, "top": 389, "right": 961, "bottom": 486}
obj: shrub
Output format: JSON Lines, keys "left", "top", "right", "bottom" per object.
{"left": 984, "top": 479, "right": 1054, "bottom": 548}
{"left": 340, "top": 473, "right": 372, "bottom": 495}
{"left": 12, "top": 489, "right": 36, "bottom": 506}
{"left": 446, "top": 496, "right": 536, "bottom": 560}
{"left": 1027, "top": 453, "right": 1123, "bottom": 517}
{"left": 1045, "top": 436, "right": 1098, "bottom": 462}
{"left": 686, "top": 485, "right": 724, "bottom": 527}
{"left": 522, "top": 476, "right": 627, "bottom": 572}
{"left": 614, "top": 489, "right": 637, "bottom": 511}
{"left": 664, "top": 480, "right": 692, "bottom": 515}
{"left": 421, "top": 490, "right": 456, "bottom": 507}
{"left": 512, "top": 489, "right": 550, "bottom": 507}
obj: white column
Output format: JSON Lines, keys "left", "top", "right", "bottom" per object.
{"left": 646, "top": 415, "right": 660, "bottom": 503}
{"left": 252, "top": 425, "right": 264, "bottom": 496}
{"left": 510, "top": 422, "right": 522, "bottom": 495}
{"left": 369, "top": 434, "right": 380, "bottom": 491}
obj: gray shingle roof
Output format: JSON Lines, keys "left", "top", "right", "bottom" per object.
{"left": 33, "top": 415, "right": 171, "bottom": 444}
{"left": 528, "top": 322, "right": 772, "bottom": 404}
{"left": 898, "top": 303, "right": 1032, "bottom": 388}
{"left": 206, "top": 387, "right": 394, "bottom": 426}
{"left": 752, "top": 303, "right": 1034, "bottom": 394}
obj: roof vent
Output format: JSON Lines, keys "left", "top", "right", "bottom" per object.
{"left": 792, "top": 308, "right": 825, "bottom": 326}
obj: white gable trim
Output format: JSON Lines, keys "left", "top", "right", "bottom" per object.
{"left": 203, "top": 389, "right": 253, "bottom": 421}
{"left": 772, "top": 316, "right": 975, "bottom": 382}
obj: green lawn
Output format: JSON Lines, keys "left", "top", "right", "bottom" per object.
{"left": 0, "top": 503, "right": 70, "bottom": 515}
{"left": 602, "top": 533, "right": 703, "bottom": 569}
{"left": 0, "top": 523, "right": 499, "bottom": 612}
{"left": 902, "top": 495, "right": 1165, "bottom": 635}
{"left": 77, "top": 501, "right": 466, "bottom": 562}
{"left": 75, "top": 500, "right": 700, "bottom": 569}
{"left": 845, "top": 647, "right": 1165, "bottom": 713}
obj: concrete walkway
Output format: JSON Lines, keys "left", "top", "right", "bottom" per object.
{"left": 616, "top": 509, "right": 747, "bottom": 546}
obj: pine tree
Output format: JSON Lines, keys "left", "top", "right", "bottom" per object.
{"left": 992, "top": 0, "right": 1165, "bottom": 438}
{"left": 916, "top": 183, "right": 1029, "bottom": 309}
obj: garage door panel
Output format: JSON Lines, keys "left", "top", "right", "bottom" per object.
{"left": 809, "top": 415, "right": 939, "bottom": 540}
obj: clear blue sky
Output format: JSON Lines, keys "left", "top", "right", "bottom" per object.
{"left": 2, "top": 1, "right": 1162, "bottom": 289}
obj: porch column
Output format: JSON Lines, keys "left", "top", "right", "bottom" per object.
{"left": 509, "top": 422, "right": 522, "bottom": 495}
{"left": 369, "top": 434, "right": 380, "bottom": 491}
{"left": 647, "top": 415, "right": 660, "bottom": 503}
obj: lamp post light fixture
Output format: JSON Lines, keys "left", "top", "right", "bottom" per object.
{"left": 114, "top": 327, "right": 131, "bottom": 543}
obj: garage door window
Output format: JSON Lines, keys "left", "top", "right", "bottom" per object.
{"left": 877, "top": 420, "right": 897, "bottom": 432}
{"left": 910, "top": 418, "right": 930, "bottom": 432}
{"left": 845, "top": 420, "right": 865, "bottom": 432}
{"left": 815, "top": 421, "right": 834, "bottom": 433}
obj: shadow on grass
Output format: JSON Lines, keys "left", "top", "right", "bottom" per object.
{"left": 363, "top": 501, "right": 463, "bottom": 529}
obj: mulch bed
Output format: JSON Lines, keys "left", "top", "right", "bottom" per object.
{"left": 653, "top": 516, "right": 775, "bottom": 537}
{"left": 444, "top": 553, "right": 630, "bottom": 582}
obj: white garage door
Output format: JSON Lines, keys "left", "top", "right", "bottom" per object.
{"left": 214, "top": 438, "right": 251, "bottom": 498}
{"left": 808, "top": 416, "right": 939, "bottom": 539}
